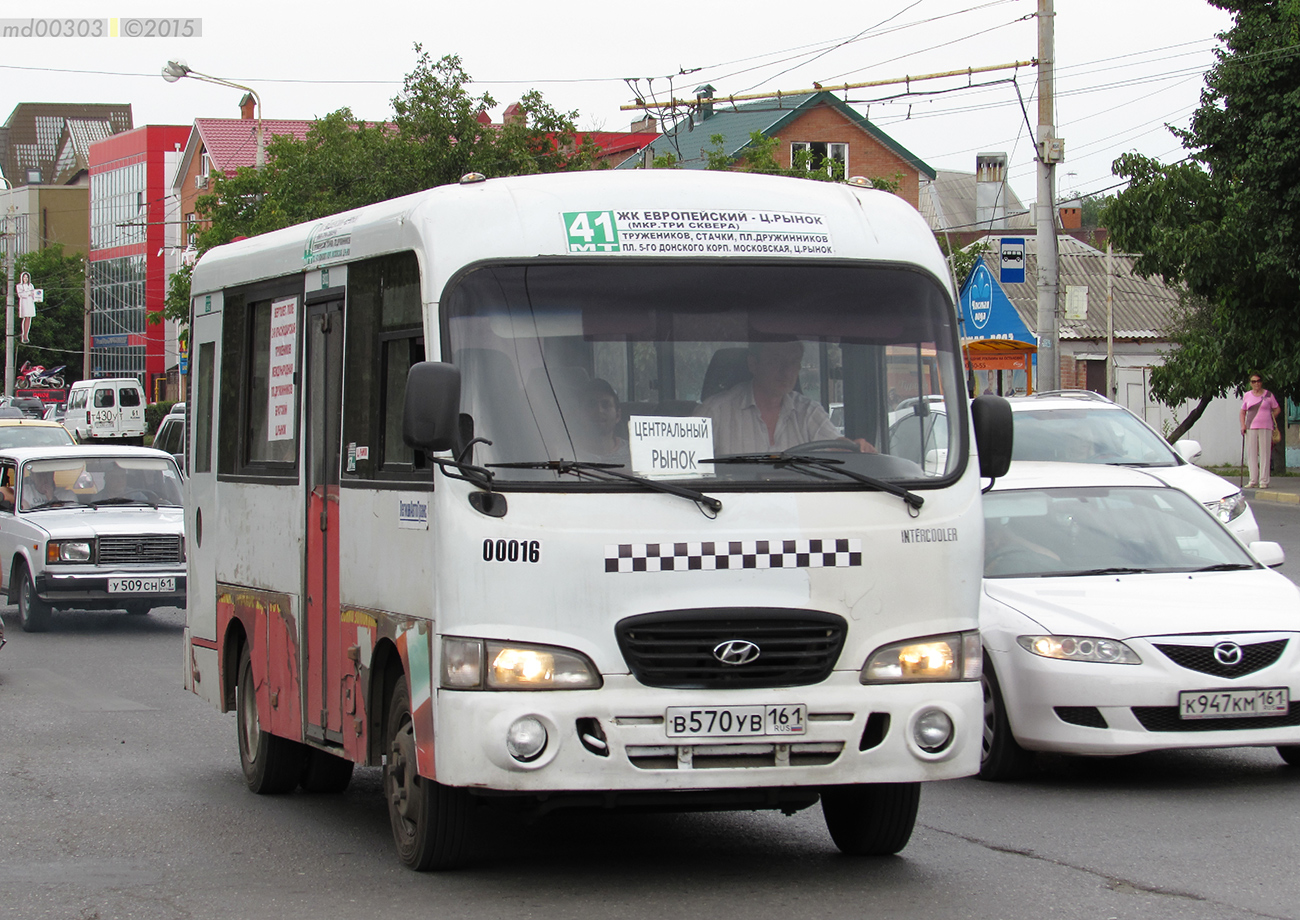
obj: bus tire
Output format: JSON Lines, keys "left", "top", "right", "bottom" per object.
{"left": 385, "top": 678, "right": 470, "bottom": 870}
{"left": 1278, "top": 746, "right": 1300, "bottom": 767}
{"left": 236, "top": 646, "right": 305, "bottom": 794}
{"left": 820, "top": 782, "right": 920, "bottom": 856}
{"left": 300, "top": 747, "right": 354, "bottom": 793}
{"left": 979, "top": 662, "right": 1035, "bottom": 781}
{"left": 17, "top": 564, "right": 51, "bottom": 632}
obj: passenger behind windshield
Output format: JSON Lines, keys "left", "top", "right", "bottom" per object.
{"left": 694, "top": 341, "right": 875, "bottom": 455}
{"left": 575, "top": 378, "right": 630, "bottom": 465}
{"left": 20, "top": 469, "right": 75, "bottom": 509}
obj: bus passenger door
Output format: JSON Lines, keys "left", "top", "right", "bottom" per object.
{"left": 304, "top": 298, "right": 344, "bottom": 743}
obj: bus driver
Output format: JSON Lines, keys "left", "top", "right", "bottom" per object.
{"left": 695, "top": 341, "right": 874, "bottom": 455}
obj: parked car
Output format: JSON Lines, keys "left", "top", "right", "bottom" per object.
{"left": 0, "top": 417, "right": 76, "bottom": 449}
{"left": 1006, "top": 391, "right": 1258, "bottom": 543}
{"left": 9, "top": 396, "right": 46, "bottom": 419}
{"left": 979, "top": 461, "right": 1298, "bottom": 779}
{"left": 151, "top": 410, "right": 186, "bottom": 465}
{"left": 0, "top": 446, "right": 186, "bottom": 631}
{"left": 64, "top": 378, "right": 148, "bottom": 444}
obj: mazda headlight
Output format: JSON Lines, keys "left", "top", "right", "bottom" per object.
{"left": 862, "top": 630, "right": 982, "bottom": 683}
{"left": 1018, "top": 635, "right": 1141, "bottom": 664}
{"left": 440, "top": 637, "right": 601, "bottom": 690}
{"left": 1209, "top": 491, "right": 1246, "bottom": 524}
{"left": 47, "top": 540, "right": 92, "bottom": 564}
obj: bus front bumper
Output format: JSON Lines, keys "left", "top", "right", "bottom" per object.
{"left": 431, "top": 673, "right": 982, "bottom": 793}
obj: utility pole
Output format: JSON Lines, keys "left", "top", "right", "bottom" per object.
{"left": 1035, "top": 0, "right": 1063, "bottom": 392}
{"left": 4, "top": 207, "right": 15, "bottom": 397}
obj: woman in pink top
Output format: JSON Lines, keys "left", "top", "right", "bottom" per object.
{"left": 1240, "top": 374, "right": 1281, "bottom": 488}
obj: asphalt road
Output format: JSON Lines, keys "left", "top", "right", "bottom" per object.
{"left": 2, "top": 503, "right": 1299, "bottom": 920}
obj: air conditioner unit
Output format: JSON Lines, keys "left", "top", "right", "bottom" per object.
{"left": 194, "top": 175, "right": 208, "bottom": 189}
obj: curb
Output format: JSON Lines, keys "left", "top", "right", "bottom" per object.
{"left": 1245, "top": 488, "right": 1300, "bottom": 504}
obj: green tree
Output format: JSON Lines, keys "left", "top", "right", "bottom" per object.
{"left": 0, "top": 244, "right": 86, "bottom": 383}
{"left": 1107, "top": 1, "right": 1300, "bottom": 440}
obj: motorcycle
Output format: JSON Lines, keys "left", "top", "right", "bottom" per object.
{"left": 16, "top": 361, "right": 65, "bottom": 389}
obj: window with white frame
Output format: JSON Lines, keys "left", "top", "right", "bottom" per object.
{"left": 791, "top": 142, "right": 848, "bottom": 178}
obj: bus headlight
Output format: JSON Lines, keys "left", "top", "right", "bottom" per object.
{"left": 440, "top": 637, "right": 602, "bottom": 690}
{"left": 861, "top": 630, "right": 982, "bottom": 683}
{"left": 47, "top": 540, "right": 92, "bottom": 564}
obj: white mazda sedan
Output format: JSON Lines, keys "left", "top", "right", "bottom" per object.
{"left": 980, "top": 462, "right": 1300, "bottom": 779}
{"left": 0, "top": 446, "right": 186, "bottom": 631}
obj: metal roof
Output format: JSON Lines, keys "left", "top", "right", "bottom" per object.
{"left": 616, "top": 91, "right": 934, "bottom": 178}
{"left": 994, "top": 237, "right": 1180, "bottom": 340}
{"left": 919, "top": 169, "right": 1031, "bottom": 232}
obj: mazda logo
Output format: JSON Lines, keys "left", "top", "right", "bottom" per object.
{"left": 1213, "top": 642, "right": 1243, "bottom": 667}
{"left": 713, "top": 639, "right": 761, "bottom": 666}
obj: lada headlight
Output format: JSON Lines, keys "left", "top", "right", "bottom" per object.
{"left": 862, "top": 630, "right": 982, "bottom": 683}
{"left": 1018, "top": 635, "right": 1141, "bottom": 664}
{"left": 47, "top": 540, "right": 92, "bottom": 564}
{"left": 440, "top": 637, "right": 601, "bottom": 690}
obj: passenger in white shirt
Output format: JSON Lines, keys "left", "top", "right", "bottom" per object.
{"left": 695, "top": 341, "right": 874, "bottom": 455}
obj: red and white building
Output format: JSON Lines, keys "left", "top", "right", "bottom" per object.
{"left": 87, "top": 125, "right": 190, "bottom": 397}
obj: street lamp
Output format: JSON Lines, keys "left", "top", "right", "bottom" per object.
{"left": 162, "top": 59, "right": 264, "bottom": 167}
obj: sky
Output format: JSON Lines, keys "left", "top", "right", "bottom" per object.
{"left": 1, "top": 0, "right": 1234, "bottom": 206}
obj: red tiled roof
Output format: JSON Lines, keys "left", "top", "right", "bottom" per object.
{"left": 194, "top": 118, "right": 313, "bottom": 173}
{"left": 583, "top": 131, "right": 660, "bottom": 158}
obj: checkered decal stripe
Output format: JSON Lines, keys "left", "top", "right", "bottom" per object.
{"left": 605, "top": 539, "right": 863, "bottom": 573}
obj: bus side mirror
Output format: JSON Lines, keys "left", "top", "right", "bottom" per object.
{"left": 403, "top": 361, "right": 461, "bottom": 453}
{"left": 971, "top": 395, "right": 1013, "bottom": 479}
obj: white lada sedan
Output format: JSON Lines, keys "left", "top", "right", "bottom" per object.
{"left": 0, "top": 446, "right": 186, "bottom": 631}
{"left": 979, "top": 462, "right": 1300, "bottom": 779}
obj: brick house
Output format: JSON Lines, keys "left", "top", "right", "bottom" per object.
{"left": 619, "top": 86, "right": 934, "bottom": 209}
{"left": 171, "top": 97, "right": 313, "bottom": 251}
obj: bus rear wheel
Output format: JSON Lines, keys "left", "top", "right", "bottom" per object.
{"left": 235, "top": 646, "right": 305, "bottom": 794}
{"left": 384, "top": 678, "right": 471, "bottom": 870}
{"left": 820, "top": 782, "right": 921, "bottom": 856}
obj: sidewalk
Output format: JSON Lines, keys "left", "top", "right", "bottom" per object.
{"left": 1241, "top": 474, "right": 1300, "bottom": 505}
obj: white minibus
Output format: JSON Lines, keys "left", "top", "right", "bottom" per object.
{"left": 182, "top": 169, "right": 1012, "bottom": 869}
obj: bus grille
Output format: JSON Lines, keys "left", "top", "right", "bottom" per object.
{"left": 98, "top": 534, "right": 182, "bottom": 566}
{"left": 615, "top": 608, "right": 847, "bottom": 689}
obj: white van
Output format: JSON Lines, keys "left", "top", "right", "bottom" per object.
{"left": 65, "top": 378, "right": 147, "bottom": 444}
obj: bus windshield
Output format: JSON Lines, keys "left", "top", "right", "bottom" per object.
{"left": 444, "top": 261, "right": 963, "bottom": 487}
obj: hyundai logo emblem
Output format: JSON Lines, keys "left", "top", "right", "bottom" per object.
{"left": 713, "top": 639, "right": 761, "bottom": 666}
{"left": 1213, "top": 641, "right": 1243, "bottom": 667}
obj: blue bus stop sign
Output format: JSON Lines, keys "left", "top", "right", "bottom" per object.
{"left": 1000, "top": 238, "right": 1025, "bottom": 284}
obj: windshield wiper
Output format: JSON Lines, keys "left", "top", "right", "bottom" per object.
{"left": 87, "top": 496, "right": 161, "bottom": 509}
{"left": 487, "top": 459, "right": 722, "bottom": 514}
{"left": 1191, "top": 562, "right": 1256, "bottom": 572}
{"left": 1059, "top": 566, "right": 1151, "bottom": 577}
{"left": 707, "top": 451, "right": 923, "bottom": 512}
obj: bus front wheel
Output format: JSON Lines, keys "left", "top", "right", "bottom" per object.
{"left": 384, "top": 678, "right": 471, "bottom": 870}
{"left": 236, "top": 646, "right": 305, "bottom": 794}
{"left": 820, "top": 782, "right": 921, "bottom": 856}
